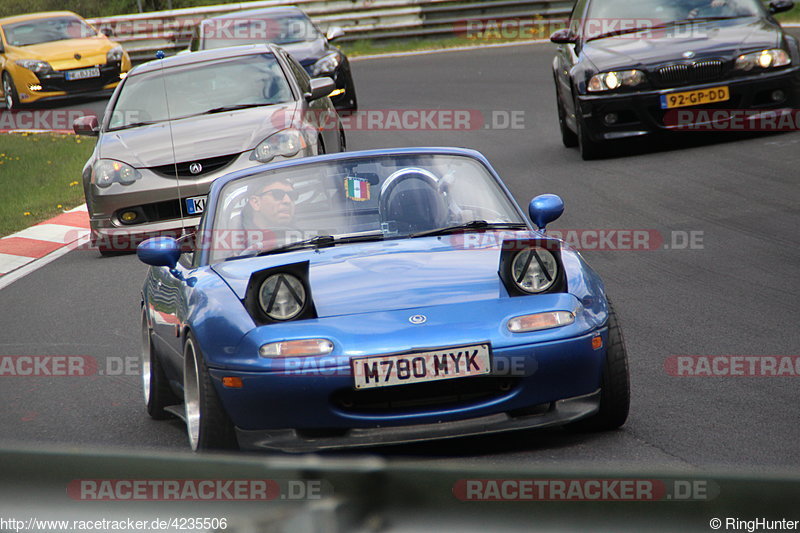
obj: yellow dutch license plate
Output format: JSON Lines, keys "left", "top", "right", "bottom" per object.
{"left": 660, "top": 86, "right": 730, "bottom": 109}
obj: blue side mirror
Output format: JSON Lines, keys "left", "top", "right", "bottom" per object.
{"left": 137, "top": 237, "right": 181, "bottom": 269}
{"left": 529, "top": 194, "right": 564, "bottom": 231}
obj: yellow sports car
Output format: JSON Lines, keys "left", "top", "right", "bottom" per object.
{"left": 0, "top": 11, "right": 131, "bottom": 109}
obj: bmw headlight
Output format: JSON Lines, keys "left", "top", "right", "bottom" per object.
{"left": 251, "top": 128, "right": 309, "bottom": 163}
{"left": 311, "top": 52, "right": 341, "bottom": 76}
{"left": 587, "top": 70, "right": 646, "bottom": 92}
{"left": 259, "top": 273, "right": 307, "bottom": 321}
{"left": 107, "top": 46, "right": 124, "bottom": 63}
{"left": 735, "top": 49, "right": 791, "bottom": 71}
{"left": 511, "top": 246, "right": 559, "bottom": 294}
{"left": 15, "top": 59, "right": 52, "bottom": 75}
{"left": 92, "top": 159, "right": 141, "bottom": 188}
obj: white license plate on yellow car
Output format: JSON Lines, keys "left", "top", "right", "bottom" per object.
{"left": 351, "top": 343, "right": 492, "bottom": 390}
{"left": 65, "top": 67, "right": 100, "bottom": 81}
{"left": 660, "top": 86, "right": 730, "bottom": 109}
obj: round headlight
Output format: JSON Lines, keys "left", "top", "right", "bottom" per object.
{"left": 259, "top": 273, "right": 306, "bottom": 320}
{"left": 511, "top": 247, "right": 559, "bottom": 294}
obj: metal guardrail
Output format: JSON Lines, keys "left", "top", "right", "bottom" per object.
{"left": 87, "top": 0, "right": 573, "bottom": 63}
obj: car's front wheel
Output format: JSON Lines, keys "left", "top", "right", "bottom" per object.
{"left": 574, "top": 95, "right": 603, "bottom": 161}
{"left": 141, "top": 309, "right": 179, "bottom": 419}
{"left": 183, "top": 332, "right": 238, "bottom": 451}
{"left": 2, "top": 72, "right": 21, "bottom": 111}
{"left": 568, "top": 300, "right": 630, "bottom": 431}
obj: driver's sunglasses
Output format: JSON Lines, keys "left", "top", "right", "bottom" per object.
{"left": 259, "top": 189, "right": 298, "bottom": 202}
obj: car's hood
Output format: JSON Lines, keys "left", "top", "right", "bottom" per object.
{"left": 97, "top": 102, "right": 298, "bottom": 168}
{"left": 279, "top": 38, "right": 330, "bottom": 63}
{"left": 211, "top": 232, "right": 536, "bottom": 318}
{"left": 583, "top": 18, "right": 782, "bottom": 70}
{"left": 10, "top": 37, "right": 116, "bottom": 68}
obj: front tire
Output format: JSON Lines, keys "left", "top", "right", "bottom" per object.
{"left": 183, "top": 332, "right": 238, "bottom": 451}
{"left": 569, "top": 300, "right": 630, "bottom": 431}
{"left": 142, "top": 309, "right": 179, "bottom": 419}
{"left": 2, "top": 72, "right": 21, "bottom": 110}
{"left": 574, "top": 95, "right": 603, "bottom": 160}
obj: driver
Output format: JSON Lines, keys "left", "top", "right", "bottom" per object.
{"left": 243, "top": 177, "right": 298, "bottom": 230}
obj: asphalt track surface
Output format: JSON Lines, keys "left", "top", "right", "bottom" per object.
{"left": 1, "top": 42, "right": 799, "bottom": 471}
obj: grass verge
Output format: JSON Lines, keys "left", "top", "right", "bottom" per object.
{"left": 0, "top": 133, "right": 93, "bottom": 238}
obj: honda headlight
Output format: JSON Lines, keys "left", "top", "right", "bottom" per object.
{"left": 250, "top": 128, "right": 309, "bottom": 163}
{"left": 311, "top": 52, "right": 341, "bottom": 76}
{"left": 92, "top": 159, "right": 141, "bottom": 188}
{"left": 15, "top": 59, "right": 52, "bottom": 75}
{"left": 107, "top": 46, "right": 124, "bottom": 63}
{"left": 735, "top": 49, "right": 791, "bottom": 71}
{"left": 587, "top": 70, "right": 646, "bottom": 92}
{"left": 511, "top": 246, "right": 559, "bottom": 294}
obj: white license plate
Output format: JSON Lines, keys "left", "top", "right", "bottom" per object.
{"left": 65, "top": 67, "right": 100, "bottom": 81}
{"left": 352, "top": 343, "right": 492, "bottom": 390}
{"left": 185, "top": 196, "right": 206, "bottom": 215}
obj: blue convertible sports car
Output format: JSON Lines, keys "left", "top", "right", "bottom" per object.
{"left": 137, "top": 147, "right": 630, "bottom": 452}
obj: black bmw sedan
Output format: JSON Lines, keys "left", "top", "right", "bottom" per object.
{"left": 550, "top": 0, "right": 799, "bottom": 159}
{"left": 189, "top": 6, "right": 357, "bottom": 113}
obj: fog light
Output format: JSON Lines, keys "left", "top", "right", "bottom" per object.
{"left": 604, "top": 113, "right": 619, "bottom": 125}
{"left": 28, "top": 84, "right": 42, "bottom": 91}
{"left": 120, "top": 211, "right": 138, "bottom": 222}
{"left": 328, "top": 88, "right": 345, "bottom": 97}
{"left": 772, "top": 90, "right": 785, "bottom": 102}
{"left": 120, "top": 72, "right": 128, "bottom": 79}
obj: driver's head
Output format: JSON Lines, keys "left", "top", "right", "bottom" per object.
{"left": 247, "top": 178, "right": 297, "bottom": 229}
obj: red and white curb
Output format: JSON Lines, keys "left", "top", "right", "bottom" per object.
{"left": 0, "top": 205, "right": 90, "bottom": 286}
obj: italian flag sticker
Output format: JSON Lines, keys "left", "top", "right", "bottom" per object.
{"left": 345, "top": 177, "right": 370, "bottom": 201}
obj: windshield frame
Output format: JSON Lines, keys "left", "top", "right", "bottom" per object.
{"left": 196, "top": 149, "right": 532, "bottom": 266}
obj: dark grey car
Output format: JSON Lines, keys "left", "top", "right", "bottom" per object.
{"left": 74, "top": 43, "right": 345, "bottom": 254}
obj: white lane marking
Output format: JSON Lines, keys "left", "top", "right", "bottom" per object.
{"left": 0, "top": 233, "right": 91, "bottom": 291}
{"left": 0, "top": 254, "right": 35, "bottom": 275}
{"left": 350, "top": 39, "right": 550, "bottom": 62}
{"left": 12, "top": 224, "right": 89, "bottom": 244}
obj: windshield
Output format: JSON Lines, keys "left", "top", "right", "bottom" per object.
{"left": 207, "top": 154, "right": 526, "bottom": 262}
{"left": 201, "top": 14, "right": 321, "bottom": 49}
{"left": 106, "top": 53, "right": 292, "bottom": 130}
{"left": 583, "top": 0, "right": 762, "bottom": 38}
{"left": 2, "top": 16, "right": 97, "bottom": 46}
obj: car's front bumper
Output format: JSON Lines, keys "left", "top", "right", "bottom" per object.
{"left": 236, "top": 389, "right": 600, "bottom": 452}
{"left": 14, "top": 61, "right": 129, "bottom": 105}
{"left": 576, "top": 66, "right": 800, "bottom": 142}
{"left": 209, "top": 323, "right": 608, "bottom": 452}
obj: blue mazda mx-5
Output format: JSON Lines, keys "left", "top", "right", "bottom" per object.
{"left": 137, "top": 147, "right": 630, "bottom": 452}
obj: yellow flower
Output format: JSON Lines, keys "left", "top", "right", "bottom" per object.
{"left": 23, "top": 212, "right": 31, "bottom": 216}
{"left": 76, "top": 139, "right": 82, "bottom": 143}
{"left": 69, "top": 181, "right": 79, "bottom": 187}
{"left": 47, "top": 161, "right": 52, "bottom": 164}
{"left": 57, "top": 204, "right": 62, "bottom": 209}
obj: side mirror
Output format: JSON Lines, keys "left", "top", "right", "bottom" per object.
{"left": 326, "top": 26, "right": 345, "bottom": 41}
{"left": 73, "top": 115, "right": 99, "bottom": 136}
{"left": 529, "top": 194, "right": 564, "bottom": 232}
{"left": 550, "top": 28, "right": 577, "bottom": 44}
{"left": 137, "top": 237, "right": 181, "bottom": 269}
{"left": 305, "top": 77, "right": 336, "bottom": 101}
{"left": 769, "top": 0, "right": 794, "bottom": 14}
